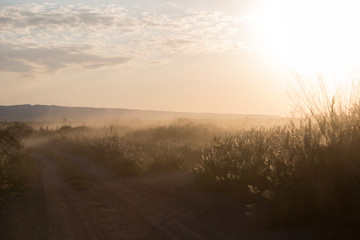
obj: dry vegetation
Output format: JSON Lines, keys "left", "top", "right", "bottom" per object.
{"left": 48, "top": 119, "right": 217, "bottom": 175}
{"left": 33, "top": 105, "right": 358, "bottom": 236}
{"left": 0, "top": 123, "right": 32, "bottom": 198}
{"left": 1, "top": 77, "right": 360, "bottom": 238}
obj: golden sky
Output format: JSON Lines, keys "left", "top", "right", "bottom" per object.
{"left": 1, "top": 0, "right": 359, "bottom": 115}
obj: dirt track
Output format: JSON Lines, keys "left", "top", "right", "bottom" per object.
{"left": 1, "top": 149, "right": 315, "bottom": 240}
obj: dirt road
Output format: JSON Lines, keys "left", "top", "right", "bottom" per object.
{"left": 1, "top": 149, "right": 315, "bottom": 240}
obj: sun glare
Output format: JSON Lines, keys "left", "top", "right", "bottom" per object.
{"left": 263, "top": 0, "right": 360, "bottom": 78}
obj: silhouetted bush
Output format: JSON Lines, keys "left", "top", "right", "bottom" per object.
{"left": 0, "top": 126, "right": 31, "bottom": 197}
{"left": 194, "top": 75, "right": 360, "bottom": 234}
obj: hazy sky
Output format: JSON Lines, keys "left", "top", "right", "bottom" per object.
{"left": 1, "top": 0, "right": 359, "bottom": 115}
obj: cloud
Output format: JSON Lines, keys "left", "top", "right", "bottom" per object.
{"left": 0, "top": 44, "right": 131, "bottom": 73}
{"left": 0, "top": 3, "right": 253, "bottom": 75}
{"left": 0, "top": 57, "right": 34, "bottom": 73}
{"left": 164, "top": 39, "right": 193, "bottom": 49}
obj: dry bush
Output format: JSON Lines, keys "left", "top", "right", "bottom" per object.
{"left": 50, "top": 119, "right": 213, "bottom": 175}
{"left": 0, "top": 125, "right": 31, "bottom": 197}
{"left": 194, "top": 73, "right": 360, "bottom": 234}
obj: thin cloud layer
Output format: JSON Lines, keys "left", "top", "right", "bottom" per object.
{"left": 0, "top": 2, "right": 252, "bottom": 74}
{"left": 0, "top": 44, "right": 131, "bottom": 73}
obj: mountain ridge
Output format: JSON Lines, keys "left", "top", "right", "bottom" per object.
{"left": 0, "top": 104, "right": 279, "bottom": 122}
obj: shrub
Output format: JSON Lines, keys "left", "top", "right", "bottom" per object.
{"left": 194, "top": 75, "right": 360, "bottom": 233}
{"left": 194, "top": 131, "right": 271, "bottom": 192}
{"left": 0, "top": 126, "right": 30, "bottom": 197}
{"left": 49, "top": 120, "right": 210, "bottom": 175}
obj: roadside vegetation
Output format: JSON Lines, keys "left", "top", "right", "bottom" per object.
{"left": 2, "top": 76, "right": 359, "bottom": 236}
{"left": 49, "top": 119, "right": 217, "bottom": 176}
{"left": 35, "top": 78, "right": 360, "bottom": 235}
{"left": 0, "top": 123, "right": 32, "bottom": 198}
{"left": 195, "top": 114, "right": 360, "bottom": 232}
{"left": 195, "top": 75, "right": 360, "bottom": 235}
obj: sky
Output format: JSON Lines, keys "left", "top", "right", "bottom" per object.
{"left": 1, "top": 0, "right": 360, "bottom": 115}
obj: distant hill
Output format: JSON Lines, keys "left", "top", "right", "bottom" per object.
{"left": 0, "top": 105, "right": 277, "bottom": 122}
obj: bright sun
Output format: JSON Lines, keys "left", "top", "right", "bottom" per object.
{"left": 263, "top": 0, "right": 360, "bottom": 77}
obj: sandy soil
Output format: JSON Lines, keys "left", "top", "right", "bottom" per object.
{"left": 0, "top": 148, "right": 316, "bottom": 240}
